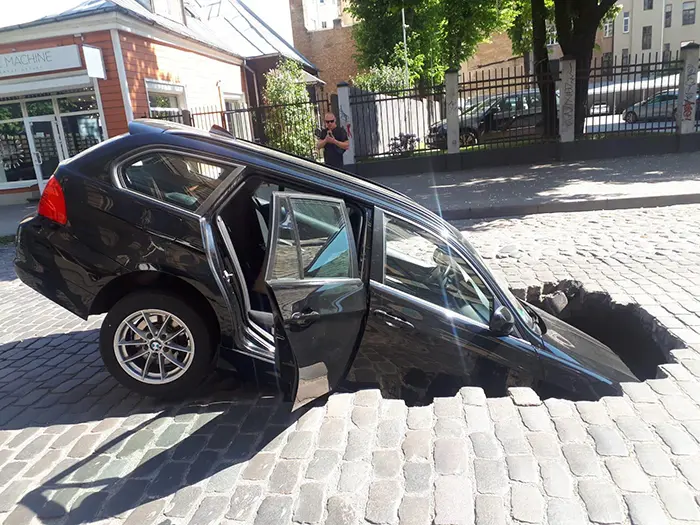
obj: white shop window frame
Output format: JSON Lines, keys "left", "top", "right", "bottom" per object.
{"left": 145, "top": 79, "right": 187, "bottom": 117}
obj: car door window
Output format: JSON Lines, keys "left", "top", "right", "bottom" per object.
{"left": 122, "top": 152, "right": 236, "bottom": 212}
{"left": 268, "top": 194, "right": 356, "bottom": 281}
{"left": 383, "top": 215, "right": 493, "bottom": 326}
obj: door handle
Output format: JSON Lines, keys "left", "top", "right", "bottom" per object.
{"left": 290, "top": 310, "right": 321, "bottom": 324}
{"left": 35, "top": 152, "right": 43, "bottom": 165}
{"left": 373, "top": 309, "right": 414, "bottom": 330}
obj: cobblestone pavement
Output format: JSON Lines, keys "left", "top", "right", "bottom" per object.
{"left": 3, "top": 205, "right": 700, "bottom": 524}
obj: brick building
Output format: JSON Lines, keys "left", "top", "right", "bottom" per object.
{"left": 0, "top": 0, "right": 316, "bottom": 207}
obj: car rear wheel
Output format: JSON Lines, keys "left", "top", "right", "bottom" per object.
{"left": 100, "top": 291, "right": 216, "bottom": 398}
{"left": 624, "top": 111, "right": 638, "bottom": 123}
{"left": 460, "top": 130, "right": 478, "bottom": 147}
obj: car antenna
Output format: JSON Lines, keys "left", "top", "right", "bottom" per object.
{"left": 210, "top": 124, "right": 234, "bottom": 138}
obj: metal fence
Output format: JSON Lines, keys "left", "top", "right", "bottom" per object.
{"left": 583, "top": 52, "right": 684, "bottom": 139}
{"left": 350, "top": 84, "right": 445, "bottom": 160}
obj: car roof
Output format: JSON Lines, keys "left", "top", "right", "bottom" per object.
{"left": 126, "top": 119, "right": 448, "bottom": 230}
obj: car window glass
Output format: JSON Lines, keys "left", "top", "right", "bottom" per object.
{"left": 122, "top": 152, "right": 234, "bottom": 211}
{"left": 383, "top": 215, "right": 494, "bottom": 325}
{"left": 268, "top": 195, "right": 354, "bottom": 280}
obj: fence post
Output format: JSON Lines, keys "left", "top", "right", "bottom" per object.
{"left": 558, "top": 56, "right": 576, "bottom": 143}
{"left": 676, "top": 43, "right": 699, "bottom": 135}
{"left": 445, "top": 69, "right": 459, "bottom": 154}
{"left": 182, "top": 109, "right": 192, "bottom": 127}
{"left": 337, "top": 82, "right": 355, "bottom": 165}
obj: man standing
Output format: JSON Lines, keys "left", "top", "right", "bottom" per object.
{"left": 316, "top": 112, "right": 349, "bottom": 169}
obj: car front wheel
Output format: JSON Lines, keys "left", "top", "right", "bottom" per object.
{"left": 624, "top": 111, "right": 638, "bottom": 123}
{"left": 99, "top": 291, "right": 216, "bottom": 398}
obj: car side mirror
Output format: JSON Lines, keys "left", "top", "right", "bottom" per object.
{"left": 489, "top": 306, "right": 514, "bottom": 336}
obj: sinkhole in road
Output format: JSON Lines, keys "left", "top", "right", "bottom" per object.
{"left": 525, "top": 280, "right": 682, "bottom": 400}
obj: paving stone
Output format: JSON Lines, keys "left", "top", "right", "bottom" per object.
{"left": 636, "top": 403, "right": 671, "bottom": 425}
{"left": 487, "top": 397, "right": 517, "bottom": 422}
{"left": 576, "top": 400, "right": 612, "bottom": 425}
{"left": 344, "top": 429, "right": 373, "bottom": 461}
{"left": 654, "top": 423, "right": 699, "bottom": 455}
{"left": 365, "top": 479, "right": 401, "bottom": 524}
{"left": 281, "top": 431, "right": 314, "bottom": 459}
{"left": 519, "top": 406, "right": 553, "bottom": 432}
{"left": 207, "top": 463, "right": 243, "bottom": 493}
{"left": 0, "top": 480, "right": 30, "bottom": 513}
{"left": 117, "top": 429, "right": 156, "bottom": 458}
{"left": 373, "top": 449, "right": 402, "bottom": 478}
{"left": 399, "top": 495, "right": 431, "bottom": 525}
{"left": 539, "top": 460, "right": 573, "bottom": 498}
{"left": 494, "top": 420, "right": 529, "bottom": 455}
{"left": 326, "top": 393, "right": 353, "bottom": 417}
{"left": 402, "top": 430, "right": 431, "bottom": 461}
{"left": 624, "top": 494, "right": 670, "bottom": 525}
{"left": 676, "top": 455, "right": 700, "bottom": 490}
{"left": 124, "top": 499, "right": 166, "bottom": 525}
{"left": 241, "top": 452, "right": 276, "bottom": 481}
{"left": 380, "top": 399, "right": 407, "bottom": 420}
{"left": 338, "top": 461, "right": 371, "bottom": 493}
{"left": 268, "top": 460, "right": 303, "bottom": 494}
{"left": 506, "top": 455, "right": 538, "bottom": 482}
{"left": 474, "top": 494, "right": 506, "bottom": 525}
{"left": 254, "top": 495, "right": 293, "bottom": 525}
{"left": 578, "top": 479, "right": 624, "bottom": 524}
{"left": 406, "top": 406, "right": 432, "bottom": 430}
{"left": 351, "top": 406, "right": 377, "bottom": 430}
{"left": 319, "top": 419, "right": 346, "bottom": 449}
{"left": 511, "top": 483, "right": 543, "bottom": 524}
{"left": 435, "top": 438, "right": 467, "bottom": 474}
{"left": 660, "top": 395, "right": 700, "bottom": 420}
{"left": 434, "top": 475, "right": 473, "bottom": 525}
{"left": 474, "top": 459, "right": 508, "bottom": 495}
{"left": 554, "top": 418, "right": 588, "bottom": 443}
{"left": 434, "top": 417, "right": 466, "bottom": 439}
{"left": 294, "top": 482, "right": 325, "bottom": 524}
{"left": 166, "top": 486, "right": 203, "bottom": 518}
{"left": 296, "top": 406, "right": 324, "bottom": 431}
{"left": 615, "top": 416, "right": 655, "bottom": 441}
{"left": 470, "top": 432, "right": 502, "bottom": 459}
{"left": 377, "top": 418, "right": 405, "bottom": 448}
{"left": 562, "top": 443, "right": 602, "bottom": 476}
{"left": 656, "top": 478, "right": 700, "bottom": 520}
{"left": 588, "top": 425, "right": 628, "bottom": 456}
{"left": 155, "top": 423, "right": 188, "bottom": 447}
{"left": 527, "top": 432, "right": 560, "bottom": 459}
{"left": 622, "top": 382, "right": 658, "bottom": 403}
{"left": 605, "top": 457, "right": 652, "bottom": 492}
{"left": 225, "top": 484, "right": 263, "bottom": 520}
{"left": 463, "top": 405, "right": 492, "bottom": 433}
{"left": 354, "top": 389, "right": 380, "bottom": 407}
{"left": 460, "top": 386, "right": 486, "bottom": 406}
{"left": 326, "top": 495, "right": 357, "bottom": 525}
{"left": 633, "top": 443, "right": 676, "bottom": 477}
{"left": 547, "top": 498, "right": 588, "bottom": 525}
{"left": 602, "top": 396, "right": 635, "bottom": 419}
{"left": 306, "top": 449, "right": 341, "bottom": 480}
{"left": 544, "top": 398, "right": 574, "bottom": 418}
{"left": 647, "top": 378, "right": 683, "bottom": 396}
{"left": 509, "top": 387, "right": 541, "bottom": 406}
{"left": 434, "top": 396, "right": 462, "bottom": 418}
{"left": 404, "top": 462, "right": 432, "bottom": 493}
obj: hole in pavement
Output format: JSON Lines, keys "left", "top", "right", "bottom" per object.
{"left": 524, "top": 280, "right": 683, "bottom": 400}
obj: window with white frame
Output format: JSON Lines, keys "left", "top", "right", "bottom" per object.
{"left": 644, "top": 0, "right": 653, "bottom": 9}
{"left": 604, "top": 20, "right": 613, "bottom": 37}
{"left": 623, "top": 11, "right": 630, "bottom": 32}
{"left": 683, "top": 1, "right": 696, "bottom": 24}
{"left": 146, "top": 80, "right": 185, "bottom": 117}
{"left": 665, "top": 3, "right": 673, "bottom": 26}
{"left": 224, "top": 95, "right": 253, "bottom": 141}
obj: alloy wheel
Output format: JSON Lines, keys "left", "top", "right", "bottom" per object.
{"left": 113, "top": 309, "right": 195, "bottom": 385}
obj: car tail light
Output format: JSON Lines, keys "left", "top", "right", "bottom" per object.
{"left": 37, "top": 176, "right": 67, "bottom": 225}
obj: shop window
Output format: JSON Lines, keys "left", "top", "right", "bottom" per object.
{"left": 58, "top": 94, "right": 98, "bottom": 113}
{"left": 26, "top": 100, "right": 54, "bottom": 117}
{"left": 0, "top": 103, "right": 22, "bottom": 121}
{"left": 61, "top": 114, "right": 104, "bottom": 157}
{"left": 146, "top": 80, "right": 185, "bottom": 117}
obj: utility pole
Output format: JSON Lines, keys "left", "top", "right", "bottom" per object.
{"left": 401, "top": 7, "right": 410, "bottom": 88}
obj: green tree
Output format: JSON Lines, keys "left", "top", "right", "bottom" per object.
{"left": 352, "top": 64, "right": 406, "bottom": 92}
{"left": 262, "top": 59, "right": 317, "bottom": 158}
{"left": 347, "top": 0, "right": 516, "bottom": 85}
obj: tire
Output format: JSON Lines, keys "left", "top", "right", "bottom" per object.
{"left": 624, "top": 111, "right": 638, "bottom": 124}
{"left": 99, "top": 290, "right": 216, "bottom": 398}
{"left": 460, "top": 130, "right": 478, "bottom": 147}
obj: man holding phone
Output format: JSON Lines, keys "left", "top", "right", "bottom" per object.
{"left": 316, "top": 112, "right": 349, "bottom": 169}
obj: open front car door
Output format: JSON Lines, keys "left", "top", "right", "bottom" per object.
{"left": 264, "top": 192, "right": 367, "bottom": 409}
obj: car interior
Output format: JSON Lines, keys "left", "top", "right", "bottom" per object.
{"left": 217, "top": 175, "right": 366, "bottom": 335}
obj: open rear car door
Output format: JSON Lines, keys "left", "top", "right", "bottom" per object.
{"left": 264, "top": 192, "right": 367, "bottom": 409}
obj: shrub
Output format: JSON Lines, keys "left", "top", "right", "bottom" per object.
{"left": 352, "top": 64, "right": 406, "bottom": 93}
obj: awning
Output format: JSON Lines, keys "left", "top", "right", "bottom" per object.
{"left": 303, "top": 70, "right": 325, "bottom": 85}
{"left": 0, "top": 73, "right": 92, "bottom": 97}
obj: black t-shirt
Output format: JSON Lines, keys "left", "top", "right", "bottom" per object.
{"left": 321, "top": 126, "right": 348, "bottom": 168}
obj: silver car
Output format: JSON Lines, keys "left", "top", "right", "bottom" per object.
{"left": 624, "top": 90, "right": 679, "bottom": 123}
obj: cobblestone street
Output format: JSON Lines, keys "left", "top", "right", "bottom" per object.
{"left": 3, "top": 204, "right": 700, "bottom": 524}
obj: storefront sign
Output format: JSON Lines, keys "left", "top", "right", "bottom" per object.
{"left": 83, "top": 45, "right": 106, "bottom": 80}
{"left": 0, "top": 45, "right": 81, "bottom": 78}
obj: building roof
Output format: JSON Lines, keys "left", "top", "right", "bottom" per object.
{"left": 0, "top": 0, "right": 316, "bottom": 70}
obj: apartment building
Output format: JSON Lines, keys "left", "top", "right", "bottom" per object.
{"left": 300, "top": 0, "right": 355, "bottom": 30}
{"left": 612, "top": 0, "right": 697, "bottom": 61}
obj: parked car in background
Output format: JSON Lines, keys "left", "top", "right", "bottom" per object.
{"left": 15, "top": 120, "right": 638, "bottom": 407}
{"left": 623, "top": 89, "right": 700, "bottom": 123}
{"left": 426, "top": 90, "right": 556, "bottom": 148}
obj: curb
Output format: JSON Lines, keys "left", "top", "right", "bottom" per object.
{"left": 437, "top": 192, "right": 700, "bottom": 221}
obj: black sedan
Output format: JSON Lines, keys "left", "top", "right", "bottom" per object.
{"left": 14, "top": 119, "right": 637, "bottom": 407}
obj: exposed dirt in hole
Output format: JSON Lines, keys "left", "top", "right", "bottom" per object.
{"left": 524, "top": 280, "right": 682, "bottom": 382}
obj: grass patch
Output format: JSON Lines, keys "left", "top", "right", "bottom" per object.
{"left": 0, "top": 235, "right": 15, "bottom": 246}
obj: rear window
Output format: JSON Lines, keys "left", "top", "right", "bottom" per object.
{"left": 121, "top": 152, "right": 237, "bottom": 211}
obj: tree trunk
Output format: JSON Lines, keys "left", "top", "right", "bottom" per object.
{"left": 531, "top": 0, "right": 557, "bottom": 138}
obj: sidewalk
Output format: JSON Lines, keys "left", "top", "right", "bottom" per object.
{"left": 376, "top": 150, "right": 700, "bottom": 220}
{"left": 0, "top": 203, "right": 34, "bottom": 237}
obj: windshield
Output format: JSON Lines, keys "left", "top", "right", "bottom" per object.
{"left": 445, "top": 222, "right": 536, "bottom": 330}
{"left": 462, "top": 97, "right": 498, "bottom": 116}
